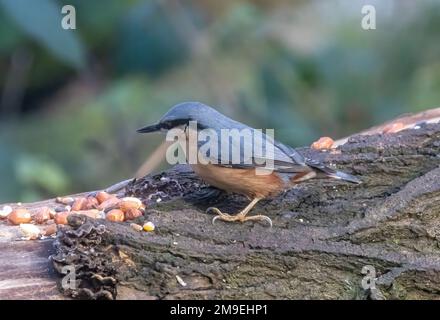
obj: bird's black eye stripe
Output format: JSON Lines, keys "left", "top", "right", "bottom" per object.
{"left": 166, "top": 118, "right": 190, "bottom": 129}
{"left": 161, "top": 121, "right": 173, "bottom": 129}
{"left": 161, "top": 118, "right": 207, "bottom": 130}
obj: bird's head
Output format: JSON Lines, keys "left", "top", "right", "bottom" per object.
{"left": 137, "top": 101, "right": 230, "bottom": 133}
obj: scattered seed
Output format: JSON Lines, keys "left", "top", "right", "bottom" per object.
{"left": 119, "top": 197, "right": 143, "bottom": 212}
{"left": 106, "top": 209, "right": 125, "bottom": 222}
{"left": 98, "top": 197, "right": 120, "bottom": 211}
{"left": 8, "top": 208, "right": 32, "bottom": 225}
{"left": 0, "top": 205, "right": 13, "bottom": 218}
{"left": 176, "top": 275, "right": 187, "bottom": 287}
{"left": 311, "top": 137, "right": 334, "bottom": 150}
{"left": 130, "top": 223, "right": 143, "bottom": 232}
{"left": 124, "top": 208, "right": 143, "bottom": 220}
{"left": 71, "top": 197, "right": 87, "bottom": 211}
{"left": 54, "top": 212, "right": 70, "bottom": 225}
{"left": 32, "top": 207, "right": 53, "bottom": 224}
{"left": 143, "top": 221, "right": 155, "bottom": 232}
{"left": 96, "top": 191, "right": 112, "bottom": 204}
{"left": 85, "top": 197, "right": 99, "bottom": 209}
{"left": 19, "top": 223, "right": 41, "bottom": 240}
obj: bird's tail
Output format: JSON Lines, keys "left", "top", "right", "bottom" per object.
{"left": 306, "top": 161, "right": 362, "bottom": 184}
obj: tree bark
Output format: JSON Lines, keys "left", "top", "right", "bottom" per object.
{"left": 50, "top": 123, "right": 440, "bottom": 300}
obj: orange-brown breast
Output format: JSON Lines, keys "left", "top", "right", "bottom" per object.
{"left": 191, "top": 164, "right": 285, "bottom": 199}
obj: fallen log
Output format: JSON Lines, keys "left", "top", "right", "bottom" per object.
{"left": 49, "top": 122, "right": 440, "bottom": 299}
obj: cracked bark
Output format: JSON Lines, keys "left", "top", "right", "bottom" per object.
{"left": 50, "top": 122, "right": 440, "bottom": 300}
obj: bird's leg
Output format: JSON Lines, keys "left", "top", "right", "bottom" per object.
{"left": 207, "top": 198, "right": 272, "bottom": 227}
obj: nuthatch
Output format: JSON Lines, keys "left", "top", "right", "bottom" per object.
{"left": 137, "top": 102, "right": 361, "bottom": 227}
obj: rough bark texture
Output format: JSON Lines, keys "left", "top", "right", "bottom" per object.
{"left": 50, "top": 123, "right": 440, "bottom": 300}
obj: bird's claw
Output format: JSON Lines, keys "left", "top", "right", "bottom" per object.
{"left": 208, "top": 207, "right": 272, "bottom": 228}
{"left": 243, "top": 215, "right": 273, "bottom": 228}
{"left": 211, "top": 215, "right": 222, "bottom": 225}
{"left": 207, "top": 207, "right": 233, "bottom": 225}
{"left": 206, "top": 207, "right": 225, "bottom": 216}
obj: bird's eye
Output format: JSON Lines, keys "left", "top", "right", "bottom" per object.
{"left": 161, "top": 121, "right": 172, "bottom": 130}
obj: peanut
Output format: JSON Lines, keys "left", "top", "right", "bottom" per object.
{"left": 96, "top": 191, "right": 113, "bottom": 204}
{"left": 54, "top": 212, "right": 70, "bottom": 225}
{"left": 106, "top": 209, "right": 125, "bottom": 222}
{"left": 119, "top": 197, "right": 143, "bottom": 212}
{"left": 33, "top": 207, "right": 53, "bottom": 224}
{"left": 8, "top": 208, "right": 32, "bottom": 225}
{"left": 311, "top": 137, "right": 334, "bottom": 150}
{"left": 124, "top": 208, "right": 143, "bottom": 220}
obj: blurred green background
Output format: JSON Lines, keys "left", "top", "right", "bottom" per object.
{"left": 1, "top": 0, "right": 439, "bottom": 202}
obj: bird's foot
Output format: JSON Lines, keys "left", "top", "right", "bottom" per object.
{"left": 206, "top": 207, "right": 272, "bottom": 227}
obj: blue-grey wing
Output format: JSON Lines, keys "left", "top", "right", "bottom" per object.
{"left": 197, "top": 127, "right": 309, "bottom": 173}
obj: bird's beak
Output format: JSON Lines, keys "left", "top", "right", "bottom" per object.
{"left": 136, "top": 122, "right": 163, "bottom": 133}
